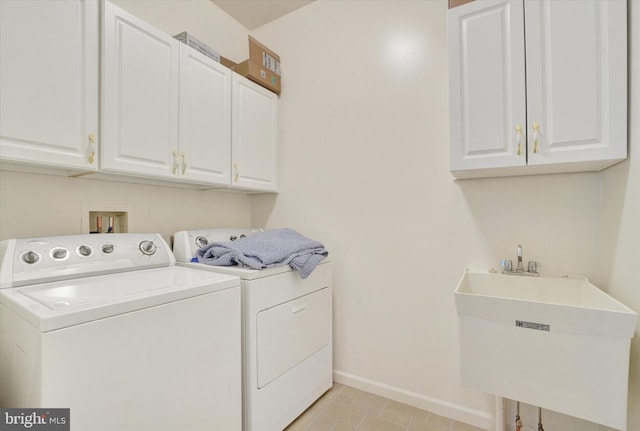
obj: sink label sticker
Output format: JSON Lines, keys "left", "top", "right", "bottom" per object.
{"left": 515, "top": 320, "right": 550, "bottom": 331}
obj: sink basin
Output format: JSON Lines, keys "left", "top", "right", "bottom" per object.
{"left": 454, "top": 271, "right": 637, "bottom": 430}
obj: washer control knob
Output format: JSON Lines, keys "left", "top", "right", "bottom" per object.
{"left": 51, "top": 248, "right": 69, "bottom": 260}
{"left": 139, "top": 240, "right": 157, "bottom": 256}
{"left": 101, "top": 244, "right": 114, "bottom": 254}
{"left": 22, "top": 251, "right": 40, "bottom": 264}
{"left": 195, "top": 236, "right": 209, "bottom": 248}
{"left": 77, "top": 245, "right": 92, "bottom": 257}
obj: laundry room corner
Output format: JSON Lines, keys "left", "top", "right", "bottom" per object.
{"left": 249, "top": 1, "right": 640, "bottom": 430}
{"left": 1, "top": 0, "right": 638, "bottom": 430}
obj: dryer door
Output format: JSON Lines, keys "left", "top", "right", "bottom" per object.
{"left": 256, "top": 287, "right": 330, "bottom": 388}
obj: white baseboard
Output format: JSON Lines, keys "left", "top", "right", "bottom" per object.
{"left": 333, "top": 370, "right": 493, "bottom": 430}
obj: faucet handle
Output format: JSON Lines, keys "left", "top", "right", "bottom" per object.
{"left": 527, "top": 261, "right": 538, "bottom": 273}
{"left": 500, "top": 259, "right": 513, "bottom": 272}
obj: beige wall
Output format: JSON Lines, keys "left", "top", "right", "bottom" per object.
{"left": 0, "top": 170, "right": 252, "bottom": 244}
{"left": 0, "top": 1, "right": 637, "bottom": 430}
{"left": 600, "top": 2, "right": 640, "bottom": 430}
{"left": 251, "top": 1, "right": 639, "bottom": 430}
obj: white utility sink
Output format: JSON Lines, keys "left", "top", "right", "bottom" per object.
{"left": 454, "top": 271, "right": 637, "bottom": 430}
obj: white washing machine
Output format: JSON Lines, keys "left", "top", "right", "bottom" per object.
{"left": 0, "top": 233, "right": 242, "bottom": 431}
{"left": 173, "top": 228, "right": 333, "bottom": 431}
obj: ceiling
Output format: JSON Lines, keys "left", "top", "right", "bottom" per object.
{"left": 211, "top": 0, "right": 315, "bottom": 30}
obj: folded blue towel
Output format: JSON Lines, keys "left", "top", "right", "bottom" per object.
{"left": 196, "top": 228, "right": 328, "bottom": 278}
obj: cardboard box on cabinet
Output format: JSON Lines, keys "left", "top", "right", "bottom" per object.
{"left": 234, "top": 60, "right": 281, "bottom": 95}
{"left": 220, "top": 56, "right": 238, "bottom": 70}
{"left": 173, "top": 31, "right": 220, "bottom": 62}
{"left": 249, "top": 36, "right": 280, "bottom": 76}
{"left": 233, "top": 36, "right": 281, "bottom": 95}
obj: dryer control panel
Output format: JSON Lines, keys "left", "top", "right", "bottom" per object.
{"left": 0, "top": 233, "right": 174, "bottom": 288}
{"left": 172, "top": 228, "right": 263, "bottom": 262}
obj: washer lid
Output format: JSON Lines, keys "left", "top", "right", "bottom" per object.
{"left": 0, "top": 266, "right": 240, "bottom": 332}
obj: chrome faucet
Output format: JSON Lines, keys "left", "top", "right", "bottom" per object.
{"left": 501, "top": 244, "right": 539, "bottom": 277}
{"left": 516, "top": 244, "right": 524, "bottom": 272}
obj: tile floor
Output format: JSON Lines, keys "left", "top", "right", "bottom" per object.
{"left": 285, "top": 383, "right": 488, "bottom": 431}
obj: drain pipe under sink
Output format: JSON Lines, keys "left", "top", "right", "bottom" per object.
{"left": 495, "top": 396, "right": 506, "bottom": 431}
{"left": 493, "top": 398, "right": 545, "bottom": 431}
{"left": 537, "top": 407, "right": 545, "bottom": 431}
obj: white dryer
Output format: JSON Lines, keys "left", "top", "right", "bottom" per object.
{"left": 173, "top": 228, "right": 333, "bottom": 431}
{"left": 0, "top": 233, "right": 242, "bottom": 431}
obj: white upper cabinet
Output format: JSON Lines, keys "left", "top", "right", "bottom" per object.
{"left": 2, "top": 0, "right": 277, "bottom": 191}
{"left": 524, "top": 0, "right": 627, "bottom": 168}
{"left": 101, "top": 1, "right": 180, "bottom": 179}
{"left": 448, "top": 0, "right": 526, "bottom": 173}
{"left": 0, "top": 0, "right": 99, "bottom": 172}
{"left": 102, "top": 1, "right": 274, "bottom": 190}
{"left": 179, "top": 48, "right": 232, "bottom": 185}
{"left": 231, "top": 74, "right": 278, "bottom": 192}
{"left": 448, "top": 0, "right": 627, "bottom": 179}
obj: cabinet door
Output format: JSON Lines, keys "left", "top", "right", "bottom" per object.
{"left": 525, "top": 0, "right": 627, "bottom": 167}
{"left": 0, "top": 0, "right": 98, "bottom": 171}
{"left": 178, "top": 47, "right": 231, "bottom": 185}
{"left": 231, "top": 74, "right": 278, "bottom": 192}
{"left": 101, "top": 1, "right": 179, "bottom": 178}
{"left": 448, "top": 0, "right": 526, "bottom": 175}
